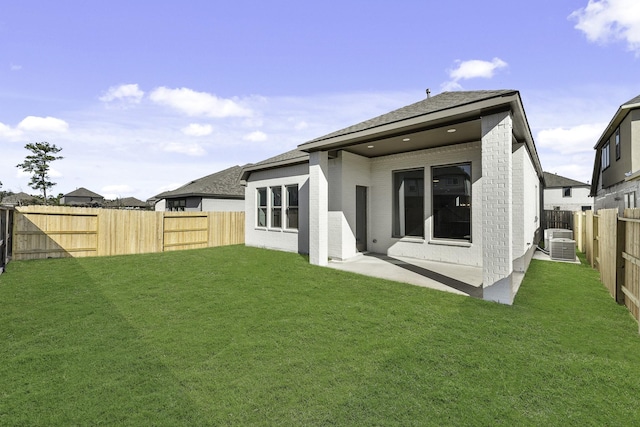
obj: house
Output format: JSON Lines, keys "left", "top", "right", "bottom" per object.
{"left": 61, "top": 187, "right": 105, "bottom": 206}
{"left": 543, "top": 172, "right": 592, "bottom": 211}
{"left": 590, "top": 94, "right": 640, "bottom": 213}
{"left": 105, "top": 197, "right": 150, "bottom": 210}
{"left": 154, "top": 165, "right": 245, "bottom": 212}
{"left": 0, "top": 192, "right": 39, "bottom": 207}
{"left": 241, "top": 90, "right": 544, "bottom": 304}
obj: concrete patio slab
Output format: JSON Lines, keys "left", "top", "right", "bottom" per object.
{"left": 328, "top": 253, "right": 483, "bottom": 298}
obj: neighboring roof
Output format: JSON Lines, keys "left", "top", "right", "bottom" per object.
{"left": 590, "top": 93, "right": 640, "bottom": 195}
{"left": 155, "top": 165, "right": 245, "bottom": 199}
{"left": 303, "top": 90, "right": 517, "bottom": 146}
{"left": 106, "top": 197, "right": 149, "bottom": 208}
{"left": 543, "top": 172, "right": 589, "bottom": 188}
{"left": 240, "top": 149, "right": 309, "bottom": 181}
{"left": 64, "top": 187, "right": 104, "bottom": 198}
{"left": 0, "top": 192, "right": 39, "bottom": 206}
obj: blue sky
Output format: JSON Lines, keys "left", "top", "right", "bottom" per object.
{"left": 1, "top": 0, "right": 640, "bottom": 200}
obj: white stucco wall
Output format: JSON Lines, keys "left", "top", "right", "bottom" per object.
{"left": 154, "top": 199, "right": 166, "bottom": 211}
{"left": 544, "top": 187, "right": 592, "bottom": 211}
{"left": 201, "top": 198, "right": 245, "bottom": 212}
{"left": 244, "top": 163, "right": 309, "bottom": 254}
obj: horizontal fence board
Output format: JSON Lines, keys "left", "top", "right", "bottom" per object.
{"left": 12, "top": 206, "right": 244, "bottom": 260}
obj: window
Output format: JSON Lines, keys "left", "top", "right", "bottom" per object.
{"left": 602, "top": 141, "right": 610, "bottom": 170}
{"left": 167, "top": 199, "right": 186, "bottom": 211}
{"left": 257, "top": 188, "right": 267, "bottom": 227}
{"left": 271, "top": 187, "right": 282, "bottom": 228}
{"left": 392, "top": 169, "right": 424, "bottom": 238}
{"left": 286, "top": 185, "right": 299, "bottom": 229}
{"left": 615, "top": 127, "right": 620, "bottom": 160}
{"left": 432, "top": 163, "right": 471, "bottom": 241}
{"left": 256, "top": 185, "right": 299, "bottom": 230}
{"left": 562, "top": 187, "right": 571, "bottom": 197}
{"left": 625, "top": 192, "right": 636, "bottom": 209}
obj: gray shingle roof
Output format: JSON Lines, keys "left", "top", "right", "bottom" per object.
{"left": 106, "top": 197, "right": 149, "bottom": 208}
{"left": 543, "top": 172, "right": 589, "bottom": 188}
{"left": 64, "top": 187, "right": 104, "bottom": 198}
{"left": 623, "top": 94, "right": 640, "bottom": 106}
{"left": 247, "top": 149, "right": 309, "bottom": 168}
{"left": 302, "top": 90, "right": 517, "bottom": 145}
{"left": 155, "top": 165, "right": 245, "bottom": 199}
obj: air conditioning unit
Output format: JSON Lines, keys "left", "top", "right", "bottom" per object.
{"left": 549, "top": 238, "right": 576, "bottom": 262}
{"left": 544, "top": 228, "right": 573, "bottom": 249}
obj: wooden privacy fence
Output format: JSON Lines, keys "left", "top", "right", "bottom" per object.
{"left": 543, "top": 209, "right": 574, "bottom": 230}
{"left": 13, "top": 206, "right": 244, "bottom": 261}
{"left": 574, "top": 208, "right": 640, "bottom": 331}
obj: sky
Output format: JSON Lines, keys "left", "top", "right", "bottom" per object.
{"left": 1, "top": 0, "right": 640, "bottom": 201}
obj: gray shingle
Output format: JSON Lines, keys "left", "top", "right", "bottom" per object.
{"left": 543, "top": 172, "right": 589, "bottom": 188}
{"left": 64, "top": 187, "right": 103, "bottom": 198}
{"left": 301, "top": 90, "right": 517, "bottom": 145}
{"left": 156, "top": 165, "right": 245, "bottom": 199}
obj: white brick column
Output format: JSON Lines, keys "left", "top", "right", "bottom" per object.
{"left": 481, "top": 111, "right": 514, "bottom": 304}
{"left": 309, "top": 151, "right": 329, "bottom": 266}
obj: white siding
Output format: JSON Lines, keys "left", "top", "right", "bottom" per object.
{"left": 154, "top": 199, "right": 166, "bottom": 212}
{"left": 544, "top": 187, "right": 592, "bottom": 211}
{"left": 513, "top": 144, "right": 541, "bottom": 273}
{"left": 245, "top": 163, "right": 309, "bottom": 254}
{"left": 201, "top": 198, "right": 245, "bottom": 212}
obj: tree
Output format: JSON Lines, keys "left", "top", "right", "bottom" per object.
{"left": 16, "top": 142, "right": 63, "bottom": 205}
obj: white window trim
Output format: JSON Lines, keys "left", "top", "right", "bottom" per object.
{"left": 256, "top": 184, "right": 299, "bottom": 232}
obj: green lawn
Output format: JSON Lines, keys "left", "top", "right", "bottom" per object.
{"left": 1, "top": 246, "right": 639, "bottom": 426}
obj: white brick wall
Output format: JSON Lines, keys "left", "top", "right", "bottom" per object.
{"left": 244, "top": 163, "right": 309, "bottom": 254}
{"left": 481, "top": 112, "right": 513, "bottom": 300}
{"left": 369, "top": 141, "right": 483, "bottom": 266}
{"left": 309, "top": 151, "right": 329, "bottom": 266}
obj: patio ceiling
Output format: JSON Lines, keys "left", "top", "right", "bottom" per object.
{"left": 337, "top": 118, "right": 481, "bottom": 158}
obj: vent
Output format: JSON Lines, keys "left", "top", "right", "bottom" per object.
{"left": 549, "top": 238, "right": 576, "bottom": 262}
{"left": 544, "top": 228, "right": 573, "bottom": 249}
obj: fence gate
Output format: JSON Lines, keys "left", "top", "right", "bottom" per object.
{"left": 543, "top": 210, "right": 574, "bottom": 230}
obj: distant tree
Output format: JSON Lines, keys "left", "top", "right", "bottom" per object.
{"left": 16, "top": 142, "right": 63, "bottom": 205}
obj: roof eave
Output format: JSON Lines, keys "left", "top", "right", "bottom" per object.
{"left": 240, "top": 156, "right": 309, "bottom": 182}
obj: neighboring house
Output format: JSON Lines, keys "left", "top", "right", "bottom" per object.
{"left": 0, "top": 192, "right": 39, "bottom": 207}
{"left": 105, "top": 197, "right": 150, "bottom": 210}
{"left": 590, "top": 94, "right": 640, "bottom": 214}
{"left": 61, "top": 187, "right": 105, "bottom": 206}
{"left": 543, "top": 172, "right": 592, "bottom": 211}
{"left": 154, "top": 165, "right": 245, "bottom": 212}
{"left": 241, "top": 90, "right": 544, "bottom": 304}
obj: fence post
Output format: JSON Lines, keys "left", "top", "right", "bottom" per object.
{"left": 616, "top": 217, "right": 625, "bottom": 304}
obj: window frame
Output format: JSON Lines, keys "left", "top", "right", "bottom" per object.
{"left": 562, "top": 187, "right": 572, "bottom": 198}
{"left": 255, "top": 184, "right": 299, "bottom": 231}
{"left": 615, "top": 127, "right": 621, "bottom": 160}
{"left": 602, "top": 141, "right": 610, "bottom": 170}
{"left": 392, "top": 168, "right": 425, "bottom": 239}
{"left": 432, "top": 162, "right": 472, "bottom": 242}
{"left": 167, "top": 198, "right": 186, "bottom": 212}
{"left": 256, "top": 188, "right": 267, "bottom": 227}
{"left": 286, "top": 184, "right": 299, "bottom": 230}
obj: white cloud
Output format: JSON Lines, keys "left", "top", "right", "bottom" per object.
{"left": 570, "top": 0, "right": 640, "bottom": 54}
{"left": 10, "top": 63, "right": 22, "bottom": 71}
{"left": 99, "top": 83, "right": 144, "bottom": 103}
{"left": 243, "top": 130, "right": 267, "bottom": 142}
{"left": 294, "top": 121, "right": 309, "bottom": 130}
{"left": 149, "top": 87, "right": 252, "bottom": 118}
{"left": 536, "top": 123, "right": 606, "bottom": 155}
{"left": 441, "top": 58, "right": 508, "bottom": 91}
{"left": 101, "top": 184, "right": 134, "bottom": 199}
{"left": 162, "top": 142, "right": 207, "bottom": 156}
{"left": 182, "top": 123, "right": 213, "bottom": 136}
{"left": 17, "top": 116, "right": 69, "bottom": 132}
{"left": 0, "top": 122, "right": 23, "bottom": 140}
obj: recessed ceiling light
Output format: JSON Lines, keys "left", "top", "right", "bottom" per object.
{"left": 447, "top": 128, "right": 456, "bottom": 133}
{"left": 367, "top": 145, "right": 374, "bottom": 149}
{"left": 402, "top": 138, "right": 410, "bottom": 142}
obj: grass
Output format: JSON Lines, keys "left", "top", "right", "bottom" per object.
{"left": 1, "top": 246, "right": 640, "bottom": 426}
